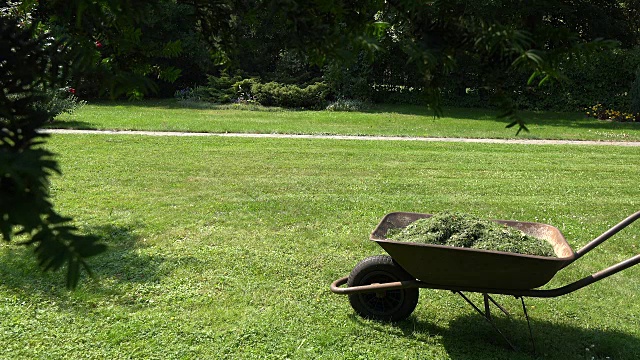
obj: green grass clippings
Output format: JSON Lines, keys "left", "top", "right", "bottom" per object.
{"left": 387, "top": 212, "right": 556, "bottom": 257}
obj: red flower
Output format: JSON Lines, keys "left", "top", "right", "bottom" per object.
{"left": 96, "top": 41, "right": 103, "bottom": 48}
{"left": 69, "top": 88, "right": 76, "bottom": 94}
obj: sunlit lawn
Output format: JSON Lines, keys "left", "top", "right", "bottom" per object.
{"left": 1, "top": 134, "right": 638, "bottom": 359}
{"left": 52, "top": 99, "right": 640, "bottom": 142}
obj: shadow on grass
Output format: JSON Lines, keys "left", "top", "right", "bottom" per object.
{"left": 62, "top": 98, "right": 640, "bottom": 134}
{"left": 367, "top": 104, "right": 640, "bottom": 132}
{"left": 349, "top": 303, "right": 639, "bottom": 360}
{"left": 87, "top": 224, "right": 165, "bottom": 284}
{"left": 0, "top": 224, "right": 164, "bottom": 297}
{"left": 354, "top": 101, "right": 640, "bottom": 134}
{"left": 386, "top": 312, "right": 640, "bottom": 360}
{"left": 44, "top": 120, "right": 98, "bottom": 130}
{"left": 80, "top": 98, "right": 285, "bottom": 112}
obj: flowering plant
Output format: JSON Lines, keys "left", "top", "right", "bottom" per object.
{"left": 586, "top": 104, "right": 639, "bottom": 122}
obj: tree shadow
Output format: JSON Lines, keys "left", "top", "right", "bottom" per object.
{"left": 354, "top": 305, "right": 640, "bottom": 359}
{"left": 79, "top": 98, "right": 285, "bottom": 112}
{"left": 53, "top": 99, "right": 640, "bottom": 133}
{"left": 0, "top": 224, "right": 165, "bottom": 297}
{"left": 44, "top": 120, "right": 98, "bottom": 130}
{"left": 86, "top": 224, "right": 166, "bottom": 284}
{"left": 364, "top": 104, "right": 640, "bottom": 132}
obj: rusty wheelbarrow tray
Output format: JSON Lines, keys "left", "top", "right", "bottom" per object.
{"left": 330, "top": 211, "right": 640, "bottom": 351}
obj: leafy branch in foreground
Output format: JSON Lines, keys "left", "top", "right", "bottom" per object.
{"left": 0, "top": 16, "right": 106, "bottom": 288}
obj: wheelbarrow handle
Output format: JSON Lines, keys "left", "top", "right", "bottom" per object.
{"left": 572, "top": 210, "right": 640, "bottom": 263}
{"left": 529, "top": 253, "right": 640, "bottom": 298}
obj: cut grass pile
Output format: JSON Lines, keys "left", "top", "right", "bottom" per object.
{"left": 387, "top": 212, "right": 556, "bottom": 257}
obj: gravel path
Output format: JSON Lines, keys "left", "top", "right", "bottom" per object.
{"left": 41, "top": 129, "right": 640, "bottom": 146}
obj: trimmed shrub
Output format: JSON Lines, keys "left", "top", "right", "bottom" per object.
{"left": 189, "top": 76, "right": 330, "bottom": 109}
{"left": 233, "top": 78, "right": 259, "bottom": 103}
{"left": 251, "top": 81, "right": 330, "bottom": 109}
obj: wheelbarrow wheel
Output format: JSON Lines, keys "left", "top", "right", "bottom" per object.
{"left": 347, "top": 255, "right": 419, "bottom": 322}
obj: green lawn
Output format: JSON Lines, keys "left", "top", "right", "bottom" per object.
{"left": 1, "top": 134, "right": 638, "bottom": 359}
{"left": 52, "top": 99, "right": 640, "bottom": 141}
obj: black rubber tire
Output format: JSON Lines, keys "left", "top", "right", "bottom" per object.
{"left": 347, "top": 255, "right": 419, "bottom": 322}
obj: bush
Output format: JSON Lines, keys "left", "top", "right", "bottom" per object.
{"left": 251, "top": 81, "right": 330, "bottom": 109}
{"left": 185, "top": 76, "right": 330, "bottom": 109}
{"left": 201, "top": 73, "right": 244, "bottom": 103}
{"left": 33, "top": 87, "right": 87, "bottom": 119}
{"left": 233, "top": 78, "right": 258, "bottom": 103}
{"left": 371, "top": 86, "right": 427, "bottom": 105}
{"left": 586, "top": 103, "right": 639, "bottom": 122}
{"left": 174, "top": 87, "right": 194, "bottom": 100}
{"left": 325, "top": 98, "right": 370, "bottom": 112}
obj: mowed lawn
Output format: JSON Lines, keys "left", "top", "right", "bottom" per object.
{"left": 52, "top": 99, "right": 640, "bottom": 142}
{"left": 1, "top": 133, "right": 638, "bottom": 359}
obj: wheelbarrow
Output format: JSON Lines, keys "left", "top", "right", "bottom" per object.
{"left": 330, "top": 211, "right": 640, "bottom": 351}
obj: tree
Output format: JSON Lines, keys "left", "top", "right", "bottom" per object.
{"left": 1, "top": 0, "right": 201, "bottom": 288}
{"left": 28, "top": 0, "right": 164, "bottom": 99}
{"left": 0, "top": 15, "right": 105, "bottom": 288}
{"left": 62, "top": 0, "right": 216, "bottom": 98}
{"left": 0, "top": 0, "right": 246, "bottom": 288}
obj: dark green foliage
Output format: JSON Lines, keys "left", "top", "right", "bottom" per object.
{"left": 202, "top": 74, "right": 244, "bottom": 103}
{"left": 195, "top": 75, "right": 331, "bottom": 109}
{"left": 25, "top": 0, "right": 216, "bottom": 98}
{"left": 33, "top": 88, "right": 86, "bottom": 118}
{"left": 270, "top": 51, "right": 323, "bottom": 85}
{"left": 246, "top": 1, "right": 633, "bottom": 130}
{"left": 24, "top": 0, "right": 161, "bottom": 99}
{"left": 441, "top": 47, "right": 640, "bottom": 113}
{"left": 1, "top": 16, "right": 106, "bottom": 288}
{"left": 323, "top": 53, "right": 375, "bottom": 101}
{"left": 233, "top": 78, "right": 258, "bottom": 102}
{"left": 630, "top": 69, "right": 640, "bottom": 115}
{"left": 387, "top": 212, "right": 556, "bottom": 257}
{"left": 141, "top": 1, "right": 216, "bottom": 95}
{"left": 187, "top": 0, "right": 640, "bottom": 121}
{"left": 259, "top": 0, "right": 381, "bottom": 66}
{"left": 251, "top": 81, "right": 330, "bottom": 109}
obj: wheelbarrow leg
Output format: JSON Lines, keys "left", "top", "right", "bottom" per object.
{"left": 487, "top": 294, "right": 511, "bottom": 318}
{"left": 484, "top": 294, "right": 492, "bottom": 320}
{"left": 519, "top": 297, "right": 536, "bottom": 356}
{"left": 455, "top": 291, "right": 518, "bottom": 351}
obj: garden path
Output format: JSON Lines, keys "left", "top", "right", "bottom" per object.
{"left": 42, "top": 129, "right": 640, "bottom": 146}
